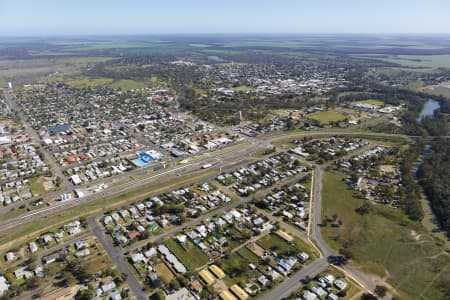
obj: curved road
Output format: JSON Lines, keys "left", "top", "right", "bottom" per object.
{"left": 261, "top": 161, "right": 375, "bottom": 300}
{"left": 1, "top": 126, "right": 391, "bottom": 299}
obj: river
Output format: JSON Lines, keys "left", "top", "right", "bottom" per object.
{"left": 413, "top": 144, "right": 450, "bottom": 245}
{"left": 417, "top": 99, "right": 440, "bottom": 122}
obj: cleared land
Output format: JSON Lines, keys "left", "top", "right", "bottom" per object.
{"left": 218, "top": 247, "right": 265, "bottom": 287}
{"left": 359, "top": 99, "right": 385, "bottom": 106}
{"left": 154, "top": 262, "right": 175, "bottom": 284}
{"left": 373, "top": 54, "right": 450, "bottom": 69}
{"left": 258, "top": 233, "right": 315, "bottom": 258}
{"left": 321, "top": 171, "right": 450, "bottom": 300}
{"left": 306, "top": 111, "right": 346, "bottom": 125}
{"left": 422, "top": 82, "right": 450, "bottom": 98}
{"left": 165, "top": 239, "right": 210, "bottom": 271}
{"left": 64, "top": 77, "right": 154, "bottom": 90}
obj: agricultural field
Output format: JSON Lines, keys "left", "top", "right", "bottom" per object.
{"left": 0, "top": 32, "right": 449, "bottom": 300}
{"left": 0, "top": 56, "right": 113, "bottom": 87}
{"left": 321, "top": 171, "right": 450, "bottom": 300}
{"left": 64, "top": 77, "right": 114, "bottom": 88}
{"left": 62, "top": 77, "right": 158, "bottom": 90}
{"left": 370, "top": 54, "right": 450, "bottom": 69}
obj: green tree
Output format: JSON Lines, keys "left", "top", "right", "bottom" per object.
{"left": 76, "top": 288, "right": 94, "bottom": 300}
{"left": 374, "top": 285, "right": 388, "bottom": 298}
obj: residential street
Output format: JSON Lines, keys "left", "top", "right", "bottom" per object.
{"left": 0, "top": 125, "right": 386, "bottom": 299}
{"left": 88, "top": 216, "right": 148, "bottom": 300}
{"left": 259, "top": 160, "right": 376, "bottom": 299}
{"left": 261, "top": 257, "right": 329, "bottom": 300}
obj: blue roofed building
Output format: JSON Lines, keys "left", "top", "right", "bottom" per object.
{"left": 49, "top": 124, "right": 70, "bottom": 134}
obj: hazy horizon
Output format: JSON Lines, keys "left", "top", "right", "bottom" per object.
{"left": 1, "top": 0, "right": 450, "bottom": 36}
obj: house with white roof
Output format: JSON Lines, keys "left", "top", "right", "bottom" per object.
{"left": 0, "top": 276, "right": 9, "bottom": 296}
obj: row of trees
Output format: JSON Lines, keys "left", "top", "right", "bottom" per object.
{"left": 335, "top": 84, "right": 450, "bottom": 135}
{"left": 418, "top": 138, "right": 450, "bottom": 236}
{"left": 397, "top": 140, "right": 426, "bottom": 221}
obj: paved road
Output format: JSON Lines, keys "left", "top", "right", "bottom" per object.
{"left": 0, "top": 120, "right": 384, "bottom": 297}
{"left": 124, "top": 194, "right": 253, "bottom": 253}
{"left": 0, "top": 138, "right": 251, "bottom": 215}
{"left": 0, "top": 126, "right": 428, "bottom": 230}
{"left": 4, "top": 90, "right": 73, "bottom": 190}
{"left": 88, "top": 216, "right": 148, "bottom": 300}
{"left": 261, "top": 258, "right": 329, "bottom": 300}
{"left": 0, "top": 141, "right": 265, "bottom": 233}
{"left": 124, "top": 173, "right": 304, "bottom": 253}
{"left": 259, "top": 155, "right": 376, "bottom": 299}
{"left": 311, "top": 166, "right": 376, "bottom": 291}
{"left": 0, "top": 231, "right": 93, "bottom": 273}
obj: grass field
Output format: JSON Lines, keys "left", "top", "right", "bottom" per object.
{"left": 422, "top": 82, "right": 450, "bottom": 98}
{"left": 65, "top": 77, "right": 153, "bottom": 90}
{"left": 232, "top": 86, "right": 253, "bottom": 92}
{"left": 154, "top": 262, "right": 175, "bottom": 284}
{"left": 28, "top": 176, "right": 58, "bottom": 195}
{"left": 374, "top": 54, "right": 450, "bottom": 69}
{"left": 111, "top": 79, "right": 148, "bottom": 90}
{"left": 219, "top": 248, "right": 263, "bottom": 286}
{"left": 306, "top": 111, "right": 346, "bottom": 125}
{"left": 65, "top": 77, "right": 114, "bottom": 88}
{"left": 80, "top": 252, "right": 114, "bottom": 274}
{"left": 359, "top": 99, "right": 385, "bottom": 106}
{"left": 165, "top": 239, "right": 210, "bottom": 271}
{"left": 258, "top": 233, "right": 315, "bottom": 258}
{"left": 237, "top": 247, "right": 262, "bottom": 266}
{"left": 321, "top": 171, "right": 450, "bottom": 299}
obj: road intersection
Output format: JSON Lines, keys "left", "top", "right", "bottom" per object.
{"left": 0, "top": 122, "right": 395, "bottom": 299}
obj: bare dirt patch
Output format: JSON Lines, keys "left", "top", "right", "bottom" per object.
{"left": 247, "top": 242, "right": 265, "bottom": 258}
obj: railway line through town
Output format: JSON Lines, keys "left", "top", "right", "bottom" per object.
{"left": 0, "top": 126, "right": 414, "bottom": 299}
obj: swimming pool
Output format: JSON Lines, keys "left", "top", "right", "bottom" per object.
{"left": 139, "top": 151, "right": 155, "bottom": 162}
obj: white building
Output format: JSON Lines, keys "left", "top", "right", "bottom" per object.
{"left": 0, "top": 276, "right": 9, "bottom": 296}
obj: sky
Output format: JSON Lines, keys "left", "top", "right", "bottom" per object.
{"left": 0, "top": 0, "right": 449, "bottom": 36}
